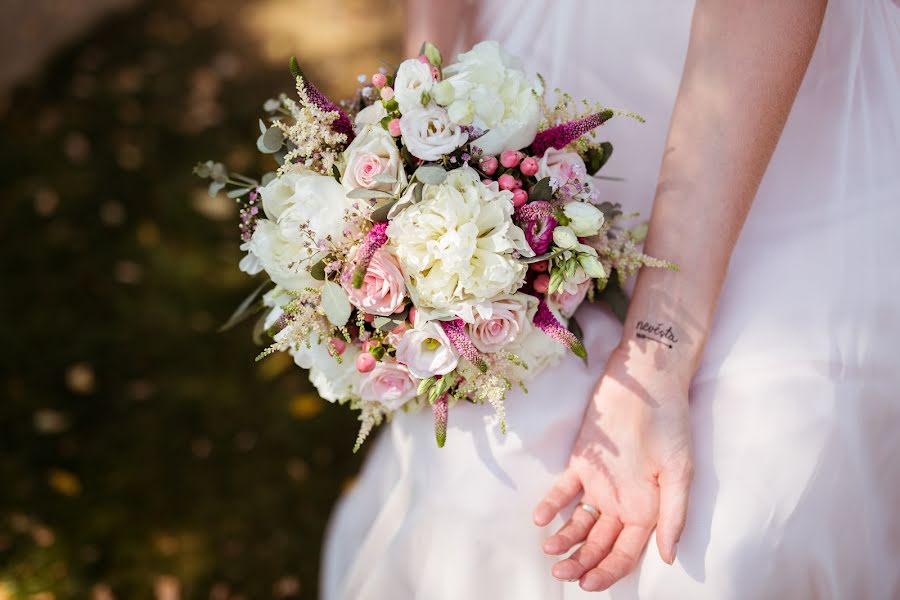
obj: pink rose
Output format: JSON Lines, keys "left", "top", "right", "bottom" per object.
{"left": 343, "top": 248, "right": 406, "bottom": 316}
{"left": 467, "top": 295, "right": 534, "bottom": 353}
{"left": 536, "top": 148, "right": 588, "bottom": 183}
{"left": 341, "top": 127, "right": 407, "bottom": 193}
{"left": 359, "top": 360, "right": 418, "bottom": 410}
{"left": 548, "top": 275, "right": 591, "bottom": 318}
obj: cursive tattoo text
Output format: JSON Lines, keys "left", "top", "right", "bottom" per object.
{"left": 635, "top": 320, "right": 679, "bottom": 349}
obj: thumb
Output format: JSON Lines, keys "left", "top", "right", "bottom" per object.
{"left": 656, "top": 460, "right": 693, "bottom": 564}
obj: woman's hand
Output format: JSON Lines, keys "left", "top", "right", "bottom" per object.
{"left": 533, "top": 346, "right": 694, "bottom": 592}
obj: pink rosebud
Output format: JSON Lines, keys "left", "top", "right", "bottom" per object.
{"left": 388, "top": 118, "right": 401, "bottom": 137}
{"left": 511, "top": 188, "right": 528, "bottom": 208}
{"left": 498, "top": 173, "right": 516, "bottom": 191}
{"left": 380, "top": 86, "right": 394, "bottom": 101}
{"left": 362, "top": 340, "right": 377, "bottom": 354}
{"left": 529, "top": 260, "right": 549, "bottom": 273}
{"left": 371, "top": 73, "right": 387, "bottom": 87}
{"left": 500, "top": 150, "right": 523, "bottom": 169}
{"left": 330, "top": 337, "right": 347, "bottom": 355}
{"left": 520, "top": 156, "right": 539, "bottom": 176}
{"left": 431, "top": 66, "right": 440, "bottom": 80}
{"left": 356, "top": 352, "right": 376, "bottom": 373}
{"left": 533, "top": 273, "right": 551, "bottom": 294}
{"left": 417, "top": 54, "right": 430, "bottom": 64}
{"left": 479, "top": 155, "right": 499, "bottom": 176}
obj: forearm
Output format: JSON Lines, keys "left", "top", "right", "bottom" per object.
{"left": 619, "top": 0, "right": 827, "bottom": 381}
{"left": 404, "top": 0, "right": 468, "bottom": 58}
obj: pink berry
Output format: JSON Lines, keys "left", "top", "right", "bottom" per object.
{"left": 356, "top": 352, "right": 376, "bottom": 373}
{"left": 512, "top": 178, "right": 523, "bottom": 189}
{"left": 529, "top": 260, "right": 549, "bottom": 273}
{"left": 498, "top": 173, "right": 516, "bottom": 191}
{"left": 500, "top": 150, "right": 522, "bottom": 169}
{"left": 511, "top": 188, "right": 528, "bottom": 208}
{"left": 520, "top": 156, "right": 539, "bottom": 176}
{"left": 380, "top": 86, "right": 394, "bottom": 101}
{"left": 364, "top": 313, "right": 375, "bottom": 323}
{"left": 362, "top": 340, "right": 377, "bottom": 354}
{"left": 533, "top": 273, "right": 551, "bottom": 294}
{"left": 330, "top": 337, "right": 347, "bottom": 355}
{"left": 479, "top": 155, "right": 499, "bottom": 176}
{"left": 388, "top": 118, "right": 402, "bottom": 137}
{"left": 417, "top": 54, "right": 430, "bottom": 64}
{"left": 371, "top": 73, "right": 387, "bottom": 87}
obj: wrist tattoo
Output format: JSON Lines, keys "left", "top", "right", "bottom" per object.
{"left": 635, "top": 320, "right": 679, "bottom": 349}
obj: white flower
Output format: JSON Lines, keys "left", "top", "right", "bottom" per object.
{"left": 399, "top": 106, "right": 468, "bottom": 161}
{"left": 386, "top": 167, "right": 532, "bottom": 320}
{"left": 341, "top": 125, "right": 407, "bottom": 194}
{"left": 537, "top": 148, "right": 588, "bottom": 182}
{"left": 395, "top": 321, "right": 459, "bottom": 378}
{"left": 552, "top": 225, "right": 579, "bottom": 249}
{"left": 293, "top": 334, "right": 363, "bottom": 402}
{"left": 507, "top": 321, "right": 566, "bottom": 376}
{"left": 394, "top": 59, "right": 434, "bottom": 114}
{"left": 242, "top": 171, "right": 357, "bottom": 291}
{"left": 439, "top": 41, "right": 542, "bottom": 155}
{"left": 354, "top": 102, "right": 387, "bottom": 127}
{"left": 359, "top": 361, "right": 419, "bottom": 410}
{"left": 467, "top": 294, "right": 536, "bottom": 353}
{"left": 563, "top": 202, "right": 605, "bottom": 237}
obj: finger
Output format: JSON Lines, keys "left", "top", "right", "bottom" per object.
{"left": 542, "top": 505, "right": 596, "bottom": 555}
{"left": 656, "top": 460, "right": 693, "bottom": 564}
{"left": 533, "top": 469, "right": 582, "bottom": 526}
{"left": 579, "top": 524, "right": 652, "bottom": 592}
{"left": 551, "top": 514, "right": 622, "bottom": 581}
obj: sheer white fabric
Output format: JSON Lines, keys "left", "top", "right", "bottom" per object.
{"left": 322, "top": 2, "right": 900, "bottom": 598}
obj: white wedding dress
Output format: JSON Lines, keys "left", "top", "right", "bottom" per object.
{"left": 322, "top": 1, "right": 900, "bottom": 598}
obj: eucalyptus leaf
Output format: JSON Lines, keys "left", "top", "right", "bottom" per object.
{"left": 218, "top": 280, "right": 273, "bottom": 333}
{"left": 226, "top": 187, "right": 253, "bottom": 199}
{"left": 208, "top": 180, "right": 226, "bottom": 197}
{"left": 347, "top": 188, "right": 394, "bottom": 200}
{"left": 414, "top": 165, "right": 448, "bottom": 185}
{"left": 321, "top": 280, "right": 352, "bottom": 327}
{"left": 261, "top": 172, "right": 277, "bottom": 186}
{"left": 412, "top": 183, "right": 423, "bottom": 204}
{"left": 258, "top": 119, "right": 267, "bottom": 135}
{"left": 372, "top": 316, "right": 392, "bottom": 329}
{"left": 310, "top": 259, "right": 327, "bottom": 281}
{"left": 530, "top": 177, "right": 554, "bottom": 201}
{"left": 372, "top": 172, "right": 397, "bottom": 185}
{"left": 257, "top": 127, "right": 284, "bottom": 154}
{"left": 369, "top": 199, "right": 398, "bottom": 222}
{"left": 522, "top": 248, "right": 563, "bottom": 264}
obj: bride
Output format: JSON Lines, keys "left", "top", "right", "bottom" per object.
{"left": 322, "top": 1, "right": 900, "bottom": 598}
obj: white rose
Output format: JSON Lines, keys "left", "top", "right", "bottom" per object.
{"left": 440, "top": 41, "right": 542, "bottom": 155}
{"left": 537, "top": 148, "right": 588, "bottom": 183}
{"left": 395, "top": 321, "right": 459, "bottom": 379}
{"left": 399, "top": 106, "right": 468, "bottom": 161}
{"left": 467, "top": 294, "right": 537, "bottom": 353}
{"left": 563, "top": 202, "right": 605, "bottom": 237}
{"left": 387, "top": 166, "right": 532, "bottom": 321}
{"left": 341, "top": 125, "right": 407, "bottom": 194}
{"left": 359, "top": 361, "right": 419, "bottom": 410}
{"left": 240, "top": 220, "right": 315, "bottom": 290}
{"left": 394, "top": 58, "right": 434, "bottom": 114}
{"left": 552, "top": 225, "right": 579, "bottom": 249}
{"left": 354, "top": 102, "right": 387, "bottom": 127}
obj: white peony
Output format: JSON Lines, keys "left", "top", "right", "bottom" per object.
{"left": 394, "top": 58, "right": 434, "bottom": 114}
{"left": 439, "top": 41, "right": 542, "bottom": 155}
{"left": 341, "top": 125, "right": 407, "bottom": 194}
{"left": 563, "top": 202, "right": 605, "bottom": 237}
{"left": 387, "top": 166, "right": 533, "bottom": 321}
{"left": 394, "top": 321, "right": 459, "bottom": 379}
{"left": 241, "top": 171, "right": 357, "bottom": 291}
{"left": 291, "top": 334, "right": 364, "bottom": 402}
{"left": 399, "top": 106, "right": 468, "bottom": 161}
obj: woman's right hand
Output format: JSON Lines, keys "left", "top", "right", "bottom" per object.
{"left": 533, "top": 345, "right": 694, "bottom": 592}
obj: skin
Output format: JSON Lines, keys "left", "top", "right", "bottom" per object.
{"left": 406, "top": 0, "right": 828, "bottom": 592}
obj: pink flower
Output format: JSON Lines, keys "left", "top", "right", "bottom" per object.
{"left": 433, "top": 393, "right": 448, "bottom": 448}
{"left": 441, "top": 319, "right": 488, "bottom": 372}
{"left": 395, "top": 321, "right": 459, "bottom": 378}
{"left": 343, "top": 247, "right": 406, "bottom": 316}
{"left": 518, "top": 200, "right": 557, "bottom": 255}
{"left": 359, "top": 360, "right": 418, "bottom": 410}
{"left": 467, "top": 296, "right": 532, "bottom": 353}
{"left": 530, "top": 110, "right": 613, "bottom": 157}
{"left": 548, "top": 276, "right": 591, "bottom": 318}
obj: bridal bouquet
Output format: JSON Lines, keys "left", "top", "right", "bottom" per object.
{"left": 195, "top": 41, "right": 671, "bottom": 449}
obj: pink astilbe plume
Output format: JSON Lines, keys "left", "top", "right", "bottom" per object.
{"left": 531, "top": 110, "right": 614, "bottom": 157}
{"left": 290, "top": 57, "right": 355, "bottom": 141}
{"left": 440, "top": 319, "right": 488, "bottom": 373}
{"left": 345, "top": 222, "right": 389, "bottom": 288}
{"left": 533, "top": 299, "right": 587, "bottom": 359}
{"left": 433, "top": 393, "right": 449, "bottom": 448}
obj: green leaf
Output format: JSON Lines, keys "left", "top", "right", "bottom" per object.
{"left": 584, "top": 142, "right": 614, "bottom": 176}
{"left": 417, "top": 377, "right": 435, "bottom": 396}
{"left": 218, "top": 280, "right": 273, "bottom": 333}
{"left": 414, "top": 165, "right": 447, "bottom": 185}
{"left": 372, "top": 172, "right": 397, "bottom": 185}
{"left": 346, "top": 188, "right": 394, "bottom": 200}
{"left": 423, "top": 41, "right": 442, "bottom": 66}
{"left": 530, "top": 177, "right": 554, "bottom": 201}
{"left": 370, "top": 345, "right": 386, "bottom": 360}
{"left": 596, "top": 272, "right": 629, "bottom": 324}
{"left": 522, "top": 248, "right": 564, "bottom": 264}
{"left": 258, "top": 119, "right": 267, "bottom": 135}
{"left": 372, "top": 316, "right": 392, "bottom": 329}
{"left": 321, "top": 281, "right": 352, "bottom": 327}
{"left": 331, "top": 164, "right": 342, "bottom": 184}
{"left": 369, "top": 198, "right": 398, "bottom": 222}
{"left": 310, "top": 259, "right": 327, "bottom": 281}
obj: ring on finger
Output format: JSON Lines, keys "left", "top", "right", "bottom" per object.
{"left": 579, "top": 503, "right": 600, "bottom": 520}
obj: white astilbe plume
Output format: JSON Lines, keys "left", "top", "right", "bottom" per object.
{"left": 274, "top": 76, "right": 348, "bottom": 176}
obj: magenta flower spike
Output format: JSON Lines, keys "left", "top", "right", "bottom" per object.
{"left": 433, "top": 393, "right": 449, "bottom": 448}
{"left": 440, "top": 318, "right": 488, "bottom": 373}
{"left": 516, "top": 200, "right": 557, "bottom": 254}
{"left": 530, "top": 110, "right": 614, "bottom": 157}
{"left": 533, "top": 299, "right": 587, "bottom": 359}
{"left": 290, "top": 57, "right": 355, "bottom": 141}
{"left": 345, "top": 222, "right": 389, "bottom": 288}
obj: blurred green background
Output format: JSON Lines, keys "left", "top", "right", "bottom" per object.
{"left": 0, "top": 0, "right": 403, "bottom": 597}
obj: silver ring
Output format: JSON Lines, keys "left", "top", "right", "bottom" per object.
{"left": 579, "top": 503, "right": 600, "bottom": 520}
